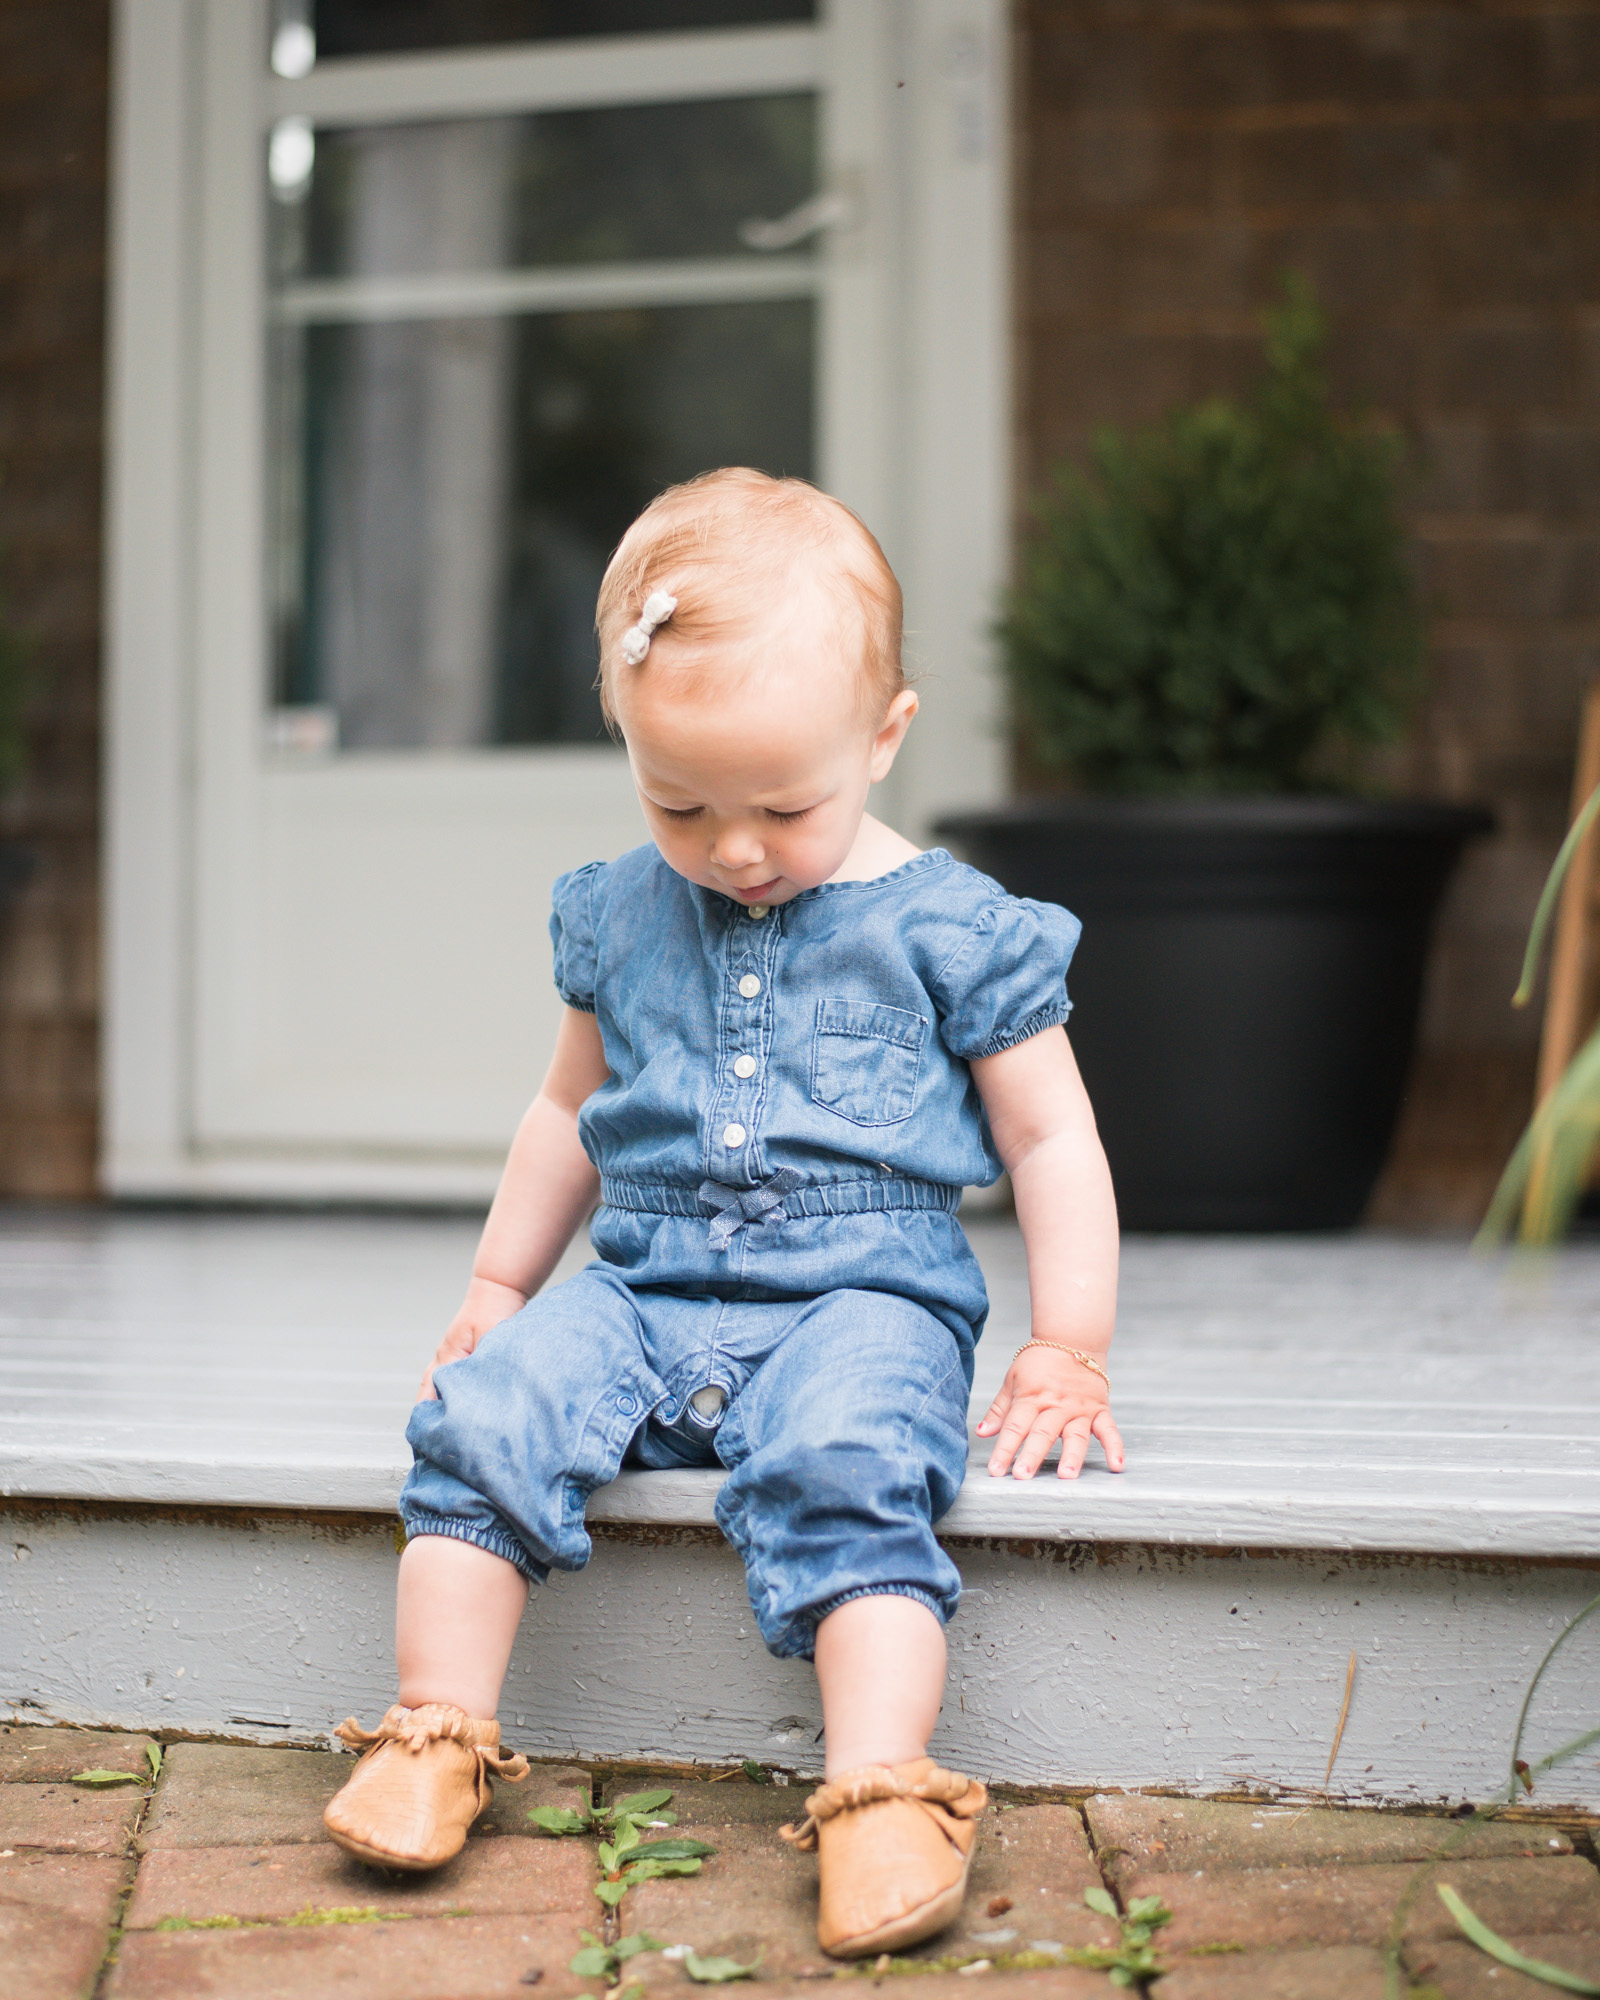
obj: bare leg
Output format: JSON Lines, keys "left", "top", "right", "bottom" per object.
{"left": 814, "top": 1595, "right": 947, "bottom": 1775}
{"left": 396, "top": 1535, "right": 528, "bottom": 1719}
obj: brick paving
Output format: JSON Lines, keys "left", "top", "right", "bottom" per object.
{"left": 2, "top": 1724, "right": 1598, "bottom": 1999}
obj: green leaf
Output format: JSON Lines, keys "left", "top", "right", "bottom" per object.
{"left": 526, "top": 1805, "right": 590, "bottom": 1836}
{"left": 1083, "top": 1886, "right": 1119, "bottom": 1918}
{"left": 684, "top": 1950, "right": 758, "bottom": 1983}
{"left": 611, "top": 1818, "right": 641, "bottom": 1857}
{"left": 627, "top": 1837, "right": 717, "bottom": 1862}
{"left": 1109, "top": 1968, "right": 1136, "bottom": 1989}
{"left": 619, "top": 1856, "right": 704, "bottom": 1885}
{"left": 594, "top": 1878, "right": 630, "bottom": 1907}
{"left": 569, "top": 1945, "right": 612, "bottom": 1977}
{"left": 607, "top": 1788, "right": 673, "bottom": 1819}
{"left": 596, "top": 1842, "right": 617, "bottom": 1873}
{"left": 1125, "top": 1897, "right": 1171, "bottom": 1928}
{"left": 740, "top": 1759, "right": 771, "bottom": 1785}
{"left": 1437, "top": 1885, "right": 1600, "bottom": 1994}
{"left": 615, "top": 1985, "right": 646, "bottom": 2000}
{"left": 614, "top": 1935, "right": 663, "bottom": 1962}
{"left": 71, "top": 1769, "right": 142, "bottom": 1786}
{"left": 145, "top": 1744, "right": 162, "bottom": 1781}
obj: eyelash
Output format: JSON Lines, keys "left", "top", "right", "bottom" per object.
{"left": 655, "top": 805, "right": 815, "bottom": 824}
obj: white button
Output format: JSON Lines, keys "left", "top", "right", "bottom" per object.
{"left": 738, "top": 973, "right": 762, "bottom": 998}
{"left": 722, "top": 1123, "right": 747, "bottom": 1147}
{"left": 747, "top": 903, "right": 770, "bottom": 919}
{"left": 733, "top": 1054, "right": 757, "bottom": 1079}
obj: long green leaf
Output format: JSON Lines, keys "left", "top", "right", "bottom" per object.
{"left": 1504, "top": 1588, "right": 1600, "bottom": 1802}
{"left": 1437, "top": 1885, "right": 1600, "bottom": 1994}
{"left": 1512, "top": 779, "right": 1600, "bottom": 1007}
{"left": 607, "top": 1788, "right": 673, "bottom": 1819}
{"left": 72, "top": 1769, "right": 142, "bottom": 1786}
{"left": 1477, "top": 1024, "right": 1600, "bottom": 1246}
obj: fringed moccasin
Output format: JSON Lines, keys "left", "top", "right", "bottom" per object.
{"left": 779, "top": 1756, "right": 987, "bottom": 1958}
{"left": 322, "top": 1702, "right": 528, "bottom": 1871}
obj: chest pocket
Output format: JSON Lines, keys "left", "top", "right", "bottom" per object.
{"left": 810, "top": 998, "right": 927, "bottom": 1127}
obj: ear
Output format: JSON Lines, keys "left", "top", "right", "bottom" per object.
{"left": 868, "top": 689, "right": 919, "bottom": 784}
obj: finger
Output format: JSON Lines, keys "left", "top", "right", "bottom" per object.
{"left": 1055, "top": 1416, "right": 1094, "bottom": 1481}
{"left": 974, "top": 1388, "right": 1013, "bottom": 1438}
{"left": 986, "top": 1397, "right": 1044, "bottom": 1475}
{"left": 1091, "top": 1408, "right": 1125, "bottom": 1472}
{"left": 417, "top": 1367, "right": 438, "bottom": 1402}
{"left": 1012, "top": 1411, "right": 1071, "bottom": 1481}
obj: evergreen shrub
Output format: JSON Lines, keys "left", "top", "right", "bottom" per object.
{"left": 1000, "top": 277, "right": 1423, "bottom": 795}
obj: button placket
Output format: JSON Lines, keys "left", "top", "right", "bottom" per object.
{"left": 714, "top": 907, "right": 778, "bottom": 1182}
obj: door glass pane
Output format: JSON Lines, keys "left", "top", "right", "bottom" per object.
{"left": 272, "top": 0, "right": 814, "bottom": 71}
{"left": 271, "top": 98, "right": 816, "bottom": 281}
{"left": 270, "top": 304, "right": 814, "bottom": 749}
{"left": 267, "top": 89, "right": 818, "bottom": 751}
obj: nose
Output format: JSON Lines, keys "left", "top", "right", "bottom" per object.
{"left": 711, "top": 821, "right": 765, "bottom": 872}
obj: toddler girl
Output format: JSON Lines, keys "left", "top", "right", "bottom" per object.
{"left": 323, "top": 468, "right": 1123, "bottom": 1959}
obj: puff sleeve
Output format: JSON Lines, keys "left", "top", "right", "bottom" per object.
{"left": 932, "top": 894, "right": 1081, "bottom": 1061}
{"left": 549, "top": 861, "right": 604, "bottom": 1013}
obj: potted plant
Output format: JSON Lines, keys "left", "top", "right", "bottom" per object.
{"left": 936, "top": 279, "right": 1491, "bottom": 1230}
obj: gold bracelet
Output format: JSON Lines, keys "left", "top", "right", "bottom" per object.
{"left": 1014, "top": 1339, "right": 1110, "bottom": 1389}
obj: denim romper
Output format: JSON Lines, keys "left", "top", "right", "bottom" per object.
{"left": 403, "top": 845, "right": 1080, "bottom": 1660}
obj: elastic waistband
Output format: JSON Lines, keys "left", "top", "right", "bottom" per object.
{"left": 598, "top": 1174, "right": 962, "bottom": 1221}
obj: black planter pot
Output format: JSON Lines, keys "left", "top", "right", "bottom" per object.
{"left": 933, "top": 797, "right": 1494, "bottom": 1232}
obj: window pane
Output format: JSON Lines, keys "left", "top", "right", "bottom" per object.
{"left": 270, "top": 301, "right": 814, "bottom": 749}
{"left": 275, "top": 0, "right": 814, "bottom": 67}
{"left": 271, "top": 98, "right": 816, "bottom": 282}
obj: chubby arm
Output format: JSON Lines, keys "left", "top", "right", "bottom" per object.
{"left": 970, "top": 1026, "right": 1124, "bottom": 1481}
{"left": 419, "top": 1006, "right": 608, "bottom": 1398}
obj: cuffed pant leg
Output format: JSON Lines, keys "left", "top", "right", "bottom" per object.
{"left": 712, "top": 1289, "right": 974, "bottom": 1661}
{"left": 403, "top": 1263, "right": 666, "bottom": 1582}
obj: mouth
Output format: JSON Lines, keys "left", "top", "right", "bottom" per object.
{"left": 729, "top": 878, "right": 782, "bottom": 902}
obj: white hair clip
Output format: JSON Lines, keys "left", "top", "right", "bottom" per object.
{"left": 619, "top": 590, "right": 678, "bottom": 665}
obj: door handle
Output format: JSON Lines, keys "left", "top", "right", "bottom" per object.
{"left": 738, "top": 189, "right": 857, "bottom": 252}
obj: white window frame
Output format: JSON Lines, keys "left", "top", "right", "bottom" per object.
{"left": 103, "top": 0, "right": 1011, "bottom": 1197}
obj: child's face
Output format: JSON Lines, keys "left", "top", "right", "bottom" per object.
{"left": 615, "top": 636, "right": 916, "bottom": 906}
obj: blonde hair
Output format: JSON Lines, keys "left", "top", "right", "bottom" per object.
{"left": 596, "top": 468, "right": 904, "bottom": 726}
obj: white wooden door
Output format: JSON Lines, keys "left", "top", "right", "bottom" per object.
{"left": 104, "top": 0, "right": 1010, "bottom": 1200}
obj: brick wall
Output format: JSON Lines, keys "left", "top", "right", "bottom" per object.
{"left": 1016, "top": 0, "right": 1600, "bottom": 1224}
{"left": 0, "top": 0, "right": 107, "bottom": 1198}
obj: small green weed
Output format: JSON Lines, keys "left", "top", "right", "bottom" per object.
{"left": 530, "top": 1786, "right": 715, "bottom": 1909}
{"left": 740, "top": 1759, "right": 771, "bottom": 1785}
{"left": 154, "top": 1915, "right": 247, "bottom": 1932}
{"left": 570, "top": 1928, "right": 661, "bottom": 1990}
{"left": 1073, "top": 1889, "right": 1174, "bottom": 1988}
{"left": 71, "top": 1769, "right": 142, "bottom": 1786}
{"left": 682, "top": 1949, "right": 758, "bottom": 1983}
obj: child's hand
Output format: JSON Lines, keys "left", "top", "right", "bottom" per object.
{"left": 976, "top": 1346, "right": 1125, "bottom": 1481}
{"left": 417, "top": 1276, "right": 528, "bottom": 1401}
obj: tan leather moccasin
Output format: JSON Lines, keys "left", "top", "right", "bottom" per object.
{"left": 323, "top": 1702, "right": 528, "bottom": 1871}
{"left": 779, "top": 1757, "right": 988, "bottom": 1958}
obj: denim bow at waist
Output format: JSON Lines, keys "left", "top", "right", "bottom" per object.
{"left": 697, "top": 1168, "right": 804, "bottom": 1251}
{"left": 596, "top": 1172, "right": 963, "bottom": 1251}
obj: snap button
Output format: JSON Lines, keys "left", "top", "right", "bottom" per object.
{"left": 737, "top": 972, "right": 762, "bottom": 998}
{"left": 733, "top": 1054, "right": 757, "bottom": 1078}
{"left": 616, "top": 1394, "right": 637, "bottom": 1415}
{"left": 722, "top": 1123, "right": 747, "bottom": 1147}
{"left": 747, "top": 903, "right": 770, "bottom": 919}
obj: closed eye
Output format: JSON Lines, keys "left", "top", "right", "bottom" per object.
{"left": 767, "top": 806, "right": 815, "bottom": 824}
{"left": 656, "top": 805, "right": 704, "bottom": 822}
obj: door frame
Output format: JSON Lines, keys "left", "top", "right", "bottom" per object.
{"left": 102, "top": 0, "right": 1013, "bottom": 1200}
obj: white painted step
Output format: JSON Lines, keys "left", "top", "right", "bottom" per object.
{"left": 3, "top": 1212, "right": 1598, "bottom": 1807}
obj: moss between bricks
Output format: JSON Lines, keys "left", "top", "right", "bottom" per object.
{"left": 152, "top": 1904, "right": 475, "bottom": 1932}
